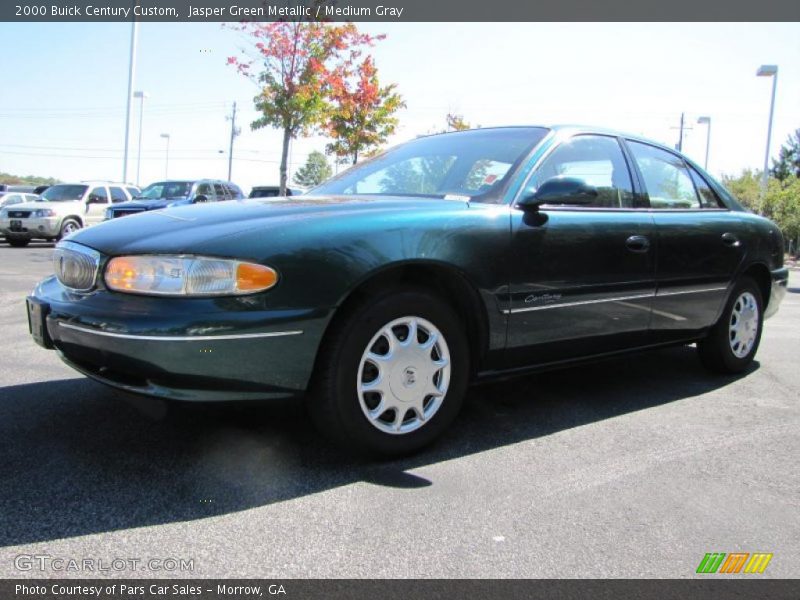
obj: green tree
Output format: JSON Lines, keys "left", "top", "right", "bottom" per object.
{"left": 445, "top": 113, "right": 471, "bottom": 131}
{"left": 771, "top": 129, "right": 800, "bottom": 182}
{"left": 0, "top": 172, "right": 59, "bottom": 186}
{"left": 723, "top": 170, "right": 800, "bottom": 254}
{"left": 293, "top": 151, "right": 333, "bottom": 187}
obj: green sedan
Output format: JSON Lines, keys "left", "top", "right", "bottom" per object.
{"left": 27, "top": 126, "right": 789, "bottom": 456}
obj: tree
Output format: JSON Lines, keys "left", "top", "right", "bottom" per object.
{"left": 325, "top": 56, "right": 404, "bottom": 165}
{"left": 0, "top": 172, "right": 58, "bottom": 186}
{"left": 445, "top": 113, "right": 471, "bottom": 131}
{"left": 771, "top": 128, "right": 800, "bottom": 182}
{"left": 227, "top": 21, "right": 377, "bottom": 194}
{"left": 723, "top": 170, "right": 800, "bottom": 254}
{"left": 293, "top": 150, "right": 332, "bottom": 187}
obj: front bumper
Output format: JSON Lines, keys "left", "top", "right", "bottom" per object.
{"left": 0, "top": 216, "right": 61, "bottom": 239}
{"left": 765, "top": 266, "right": 789, "bottom": 320}
{"left": 29, "top": 275, "right": 332, "bottom": 401}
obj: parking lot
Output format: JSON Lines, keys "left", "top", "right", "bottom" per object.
{"left": 0, "top": 240, "right": 798, "bottom": 578}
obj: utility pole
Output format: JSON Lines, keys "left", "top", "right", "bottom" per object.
{"left": 671, "top": 112, "right": 692, "bottom": 153}
{"left": 227, "top": 102, "right": 240, "bottom": 181}
{"left": 122, "top": 19, "right": 139, "bottom": 183}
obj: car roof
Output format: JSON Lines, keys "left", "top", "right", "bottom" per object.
{"left": 424, "top": 125, "right": 685, "bottom": 160}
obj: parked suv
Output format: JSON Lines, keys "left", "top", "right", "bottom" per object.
{"left": 0, "top": 181, "right": 139, "bottom": 247}
{"left": 106, "top": 179, "right": 244, "bottom": 219}
{"left": 249, "top": 185, "right": 304, "bottom": 198}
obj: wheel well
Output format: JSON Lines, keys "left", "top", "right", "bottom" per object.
{"left": 742, "top": 263, "right": 771, "bottom": 310}
{"left": 325, "top": 263, "right": 489, "bottom": 375}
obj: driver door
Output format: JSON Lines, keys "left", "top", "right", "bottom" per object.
{"left": 506, "top": 134, "right": 656, "bottom": 367}
{"left": 85, "top": 186, "right": 110, "bottom": 225}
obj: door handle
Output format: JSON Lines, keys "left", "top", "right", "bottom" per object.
{"left": 722, "top": 232, "right": 741, "bottom": 248}
{"left": 625, "top": 235, "right": 650, "bottom": 253}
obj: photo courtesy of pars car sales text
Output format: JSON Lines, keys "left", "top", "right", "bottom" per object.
{"left": 15, "top": 584, "right": 285, "bottom": 596}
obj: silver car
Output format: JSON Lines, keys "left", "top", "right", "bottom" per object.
{"left": 0, "top": 181, "right": 139, "bottom": 247}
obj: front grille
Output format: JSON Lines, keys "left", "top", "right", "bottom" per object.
{"left": 53, "top": 241, "right": 101, "bottom": 292}
{"left": 8, "top": 210, "right": 30, "bottom": 219}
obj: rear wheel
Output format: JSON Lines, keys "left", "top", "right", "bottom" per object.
{"left": 7, "top": 238, "right": 30, "bottom": 248}
{"left": 309, "top": 288, "right": 469, "bottom": 456}
{"left": 697, "top": 276, "right": 763, "bottom": 374}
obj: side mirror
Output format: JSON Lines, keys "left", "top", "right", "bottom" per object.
{"left": 517, "top": 177, "right": 598, "bottom": 210}
{"left": 194, "top": 195, "right": 208, "bottom": 203}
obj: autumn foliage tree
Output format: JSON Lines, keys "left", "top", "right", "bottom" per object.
{"left": 325, "top": 56, "right": 405, "bottom": 165}
{"left": 227, "top": 21, "right": 379, "bottom": 194}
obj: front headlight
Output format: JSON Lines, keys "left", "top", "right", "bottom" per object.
{"left": 105, "top": 208, "right": 113, "bottom": 220}
{"left": 104, "top": 256, "right": 278, "bottom": 296}
{"left": 32, "top": 208, "right": 56, "bottom": 218}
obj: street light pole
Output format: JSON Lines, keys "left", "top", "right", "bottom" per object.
{"left": 756, "top": 64, "right": 779, "bottom": 196}
{"left": 697, "top": 116, "right": 711, "bottom": 171}
{"left": 133, "top": 91, "right": 148, "bottom": 186}
{"left": 122, "top": 20, "right": 139, "bottom": 183}
{"left": 160, "top": 133, "right": 171, "bottom": 179}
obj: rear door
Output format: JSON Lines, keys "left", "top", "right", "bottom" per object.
{"left": 624, "top": 140, "right": 744, "bottom": 340}
{"left": 85, "top": 186, "right": 110, "bottom": 225}
{"left": 506, "top": 134, "right": 656, "bottom": 366}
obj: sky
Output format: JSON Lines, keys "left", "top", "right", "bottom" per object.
{"left": 0, "top": 22, "right": 798, "bottom": 193}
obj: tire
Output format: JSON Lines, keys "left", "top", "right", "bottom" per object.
{"left": 309, "top": 287, "right": 470, "bottom": 457}
{"left": 697, "top": 276, "right": 764, "bottom": 374}
{"left": 7, "top": 238, "right": 30, "bottom": 248}
{"left": 58, "top": 218, "right": 81, "bottom": 240}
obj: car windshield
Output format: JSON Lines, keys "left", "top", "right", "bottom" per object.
{"left": 136, "top": 181, "right": 192, "bottom": 200}
{"left": 41, "top": 184, "right": 88, "bottom": 202}
{"left": 312, "top": 128, "right": 549, "bottom": 201}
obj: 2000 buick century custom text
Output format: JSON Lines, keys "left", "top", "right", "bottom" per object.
{"left": 27, "top": 126, "right": 789, "bottom": 455}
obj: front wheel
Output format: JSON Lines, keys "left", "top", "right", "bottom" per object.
{"left": 697, "top": 276, "right": 763, "bottom": 374}
{"left": 309, "top": 288, "right": 469, "bottom": 456}
{"left": 58, "top": 218, "right": 81, "bottom": 240}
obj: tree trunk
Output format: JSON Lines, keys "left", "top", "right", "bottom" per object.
{"left": 279, "top": 127, "right": 291, "bottom": 196}
{"left": 352, "top": 149, "right": 358, "bottom": 165}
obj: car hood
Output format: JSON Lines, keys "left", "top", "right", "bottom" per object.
{"left": 70, "top": 195, "right": 471, "bottom": 256}
{"left": 4, "top": 201, "right": 75, "bottom": 212}
{"left": 115, "top": 198, "right": 191, "bottom": 210}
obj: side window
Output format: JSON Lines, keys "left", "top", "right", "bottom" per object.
{"left": 213, "top": 183, "right": 225, "bottom": 200}
{"left": 627, "top": 141, "right": 700, "bottom": 209}
{"left": 227, "top": 184, "right": 243, "bottom": 199}
{"left": 688, "top": 166, "right": 723, "bottom": 209}
{"left": 125, "top": 186, "right": 140, "bottom": 198}
{"left": 195, "top": 184, "right": 212, "bottom": 201}
{"left": 525, "top": 135, "right": 635, "bottom": 208}
{"left": 109, "top": 186, "right": 128, "bottom": 203}
{"left": 88, "top": 186, "right": 109, "bottom": 204}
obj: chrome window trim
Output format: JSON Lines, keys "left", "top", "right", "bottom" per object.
{"left": 58, "top": 322, "right": 303, "bottom": 341}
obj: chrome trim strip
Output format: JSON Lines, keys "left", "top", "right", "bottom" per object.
{"left": 655, "top": 286, "right": 727, "bottom": 297}
{"left": 503, "top": 285, "right": 729, "bottom": 314}
{"left": 503, "top": 293, "right": 654, "bottom": 314}
{"left": 58, "top": 322, "right": 302, "bottom": 341}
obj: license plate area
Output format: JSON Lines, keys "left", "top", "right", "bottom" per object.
{"left": 26, "top": 297, "right": 53, "bottom": 349}
{"left": 10, "top": 219, "right": 23, "bottom": 231}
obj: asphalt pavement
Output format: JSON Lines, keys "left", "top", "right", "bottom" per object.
{"left": 1, "top": 240, "right": 798, "bottom": 578}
